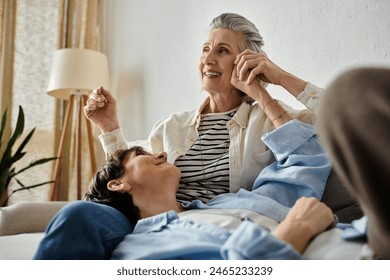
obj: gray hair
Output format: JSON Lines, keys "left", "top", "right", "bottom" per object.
{"left": 210, "top": 13, "right": 264, "bottom": 53}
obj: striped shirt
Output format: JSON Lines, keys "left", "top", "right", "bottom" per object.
{"left": 175, "top": 108, "right": 237, "bottom": 203}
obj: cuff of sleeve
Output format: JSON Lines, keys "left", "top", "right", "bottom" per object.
{"left": 298, "top": 82, "right": 321, "bottom": 99}
{"left": 297, "top": 82, "right": 323, "bottom": 110}
{"left": 221, "top": 221, "right": 302, "bottom": 260}
{"left": 98, "top": 128, "right": 128, "bottom": 155}
{"left": 261, "top": 120, "right": 316, "bottom": 161}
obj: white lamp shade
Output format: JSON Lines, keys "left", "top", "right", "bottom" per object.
{"left": 47, "top": 48, "right": 110, "bottom": 99}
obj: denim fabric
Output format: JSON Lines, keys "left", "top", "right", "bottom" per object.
{"left": 33, "top": 201, "right": 133, "bottom": 260}
{"left": 111, "top": 211, "right": 302, "bottom": 260}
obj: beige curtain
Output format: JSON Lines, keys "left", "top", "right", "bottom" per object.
{"left": 0, "top": 0, "right": 16, "bottom": 136}
{"left": 0, "top": 0, "right": 58, "bottom": 204}
{"left": 0, "top": 0, "right": 16, "bottom": 205}
{"left": 50, "top": 0, "right": 102, "bottom": 201}
{"left": 0, "top": 0, "right": 102, "bottom": 204}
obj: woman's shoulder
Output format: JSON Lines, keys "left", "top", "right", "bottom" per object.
{"left": 160, "top": 109, "right": 198, "bottom": 122}
{"left": 151, "top": 109, "right": 198, "bottom": 131}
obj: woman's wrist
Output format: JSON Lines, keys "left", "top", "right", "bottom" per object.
{"left": 261, "top": 99, "right": 293, "bottom": 127}
{"left": 279, "top": 72, "right": 307, "bottom": 97}
{"left": 273, "top": 220, "right": 314, "bottom": 253}
{"left": 100, "top": 122, "right": 120, "bottom": 133}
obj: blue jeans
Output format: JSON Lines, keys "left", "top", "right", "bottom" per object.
{"left": 33, "top": 201, "right": 133, "bottom": 260}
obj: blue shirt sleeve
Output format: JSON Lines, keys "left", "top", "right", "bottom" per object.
{"left": 251, "top": 120, "right": 332, "bottom": 207}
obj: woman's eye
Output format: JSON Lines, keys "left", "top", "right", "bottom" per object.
{"left": 219, "top": 47, "right": 229, "bottom": 53}
{"left": 202, "top": 47, "right": 209, "bottom": 53}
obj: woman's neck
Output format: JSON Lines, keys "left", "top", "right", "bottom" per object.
{"left": 204, "top": 92, "right": 242, "bottom": 113}
{"left": 138, "top": 199, "right": 184, "bottom": 219}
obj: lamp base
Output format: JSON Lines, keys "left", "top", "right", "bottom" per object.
{"left": 49, "top": 93, "right": 97, "bottom": 201}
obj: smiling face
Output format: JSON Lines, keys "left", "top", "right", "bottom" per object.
{"left": 121, "top": 147, "right": 181, "bottom": 195}
{"left": 199, "top": 28, "right": 244, "bottom": 95}
{"left": 88, "top": 146, "right": 182, "bottom": 219}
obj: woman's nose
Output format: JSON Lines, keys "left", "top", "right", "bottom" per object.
{"left": 154, "top": 151, "right": 167, "bottom": 162}
{"left": 203, "top": 50, "right": 216, "bottom": 65}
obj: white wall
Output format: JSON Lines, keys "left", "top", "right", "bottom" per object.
{"left": 101, "top": 0, "right": 390, "bottom": 142}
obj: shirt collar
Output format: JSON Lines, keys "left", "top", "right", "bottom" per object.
{"left": 133, "top": 211, "right": 179, "bottom": 234}
{"left": 232, "top": 101, "right": 251, "bottom": 129}
{"left": 185, "top": 97, "right": 252, "bottom": 129}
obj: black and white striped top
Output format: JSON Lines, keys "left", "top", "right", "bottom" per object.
{"left": 175, "top": 109, "right": 237, "bottom": 203}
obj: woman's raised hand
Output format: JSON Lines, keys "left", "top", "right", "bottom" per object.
{"left": 234, "top": 50, "right": 285, "bottom": 86}
{"left": 231, "top": 66, "right": 270, "bottom": 103}
{"left": 234, "top": 50, "right": 307, "bottom": 97}
{"left": 231, "top": 49, "right": 285, "bottom": 103}
{"left": 83, "top": 86, "right": 120, "bottom": 133}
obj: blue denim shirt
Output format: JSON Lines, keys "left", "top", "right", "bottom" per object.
{"left": 183, "top": 119, "right": 331, "bottom": 222}
{"left": 111, "top": 120, "right": 332, "bottom": 260}
{"left": 112, "top": 210, "right": 302, "bottom": 260}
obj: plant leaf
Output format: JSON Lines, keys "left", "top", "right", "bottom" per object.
{"left": 14, "top": 177, "right": 26, "bottom": 188}
{"left": 16, "top": 180, "right": 54, "bottom": 190}
{"left": 0, "top": 109, "right": 7, "bottom": 149}
{"left": 9, "top": 128, "right": 35, "bottom": 165}
{"left": 14, "top": 156, "right": 57, "bottom": 175}
{"left": 8, "top": 105, "right": 24, "bottom": 145}
{"left": 7, "top": 152, "right": 27, "bottom": 168}
{"left": 2, "top": 180, "right": 55, "bottom": 207}
{"left": 0, "top": 168, "right": 11, "bottom": 193}
{"left": 0, "top": 105, "right": 58, "bottom": 202}
{"left": 13, "top": 127, "right": 35, "bottom": 155}
{"left": 0, "top": 106, "right": 25, "bottom": 170}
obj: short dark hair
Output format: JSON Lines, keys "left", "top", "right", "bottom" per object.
{"left": 84, "top": 147, "right": 145, "bottom": 225}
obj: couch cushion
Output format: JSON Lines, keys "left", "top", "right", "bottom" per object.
{"left": 0, "top": 201, "right": 68, "bottom": 236}
{"left": 321, "top": 169, "right": 363, "bottom": 223}
{"left": 0, "top": 233, "right": 44, "bottom": 259}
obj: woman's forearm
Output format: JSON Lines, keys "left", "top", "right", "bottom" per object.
{"left": 279, "top": 71, "right": 307, "bottom": 98}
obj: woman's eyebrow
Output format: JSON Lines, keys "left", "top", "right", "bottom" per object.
{"left": 218, "top": 43, "right": 232, "bottom": 48}
{"left": 202, "top": 42, "right": 233, "bottom": 49}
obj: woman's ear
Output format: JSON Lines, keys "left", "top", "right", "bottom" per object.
{"left": 107, "top": 180, "right": 131, "bottom": 193}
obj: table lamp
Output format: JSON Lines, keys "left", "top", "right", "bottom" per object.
{"left": 47, "top": 48, "right": 110, "bottom": 200}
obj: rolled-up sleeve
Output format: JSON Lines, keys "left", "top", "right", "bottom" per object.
{"left": 252, "top": 120, "right": 332, "bottom": 206}
{"left": 98, "top": 128, "right": 128, "bottom": 156}
{"left": 296, "top": 82, "right": 324, "bottom": 112}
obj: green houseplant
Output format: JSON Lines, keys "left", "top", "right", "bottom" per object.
{"left": 0, "top": 105, "right": 57, "bottom": 206}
